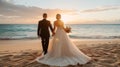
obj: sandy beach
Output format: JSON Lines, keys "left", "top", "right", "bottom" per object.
{"left": 0, "top": 39, "right": 120, "bottom": 67}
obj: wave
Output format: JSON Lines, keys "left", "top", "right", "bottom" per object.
{"left": 0, "top": 24, "right": 120, "bottom": 40}
{"left": 0, "top": 37, "right": 38, "bottom": 40}
{"left": 69, "top": 35, "right": 120, "bottom": 39}
{"left": 0, "top": 35, "right": 120, "bottom": 40}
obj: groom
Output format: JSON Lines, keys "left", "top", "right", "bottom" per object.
{"left": 37, "top": 13, "right": 54, "bottom": 55}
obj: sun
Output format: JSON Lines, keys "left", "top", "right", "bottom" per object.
{"left": 61, "top": 14, "right": 74, "bottom": 24}
{"left": 50, "top": 14, "right": 76, "bottom": 24}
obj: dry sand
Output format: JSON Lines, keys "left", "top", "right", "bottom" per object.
{"left": 0, "top": 39, "right": 120, "bottom": 67}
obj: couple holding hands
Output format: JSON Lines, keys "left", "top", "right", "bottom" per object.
{"left": 37, "top": 13, "right": 91, "bottom": 66}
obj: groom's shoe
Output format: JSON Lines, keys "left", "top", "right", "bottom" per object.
{"left": 44, "top": 51, "right": 47, "bottom": 55}
{"left": 44, "top": 52, "right": 47, "bottom": 55}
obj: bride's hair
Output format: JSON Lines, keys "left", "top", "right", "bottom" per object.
{"left": 56, "top": 14, "right": 61, "bottom": 20}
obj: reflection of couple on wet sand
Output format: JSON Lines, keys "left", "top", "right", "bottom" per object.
{"left": 36, "top": 13, "right": 91, "bottom": 66}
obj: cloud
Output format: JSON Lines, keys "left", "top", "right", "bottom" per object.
{"left": 0, "top": 0, "right": 55, "bottom": 17}
{"left": 0, "top": 0, "right": 75, "bottom": 24}
{"left": 81, "top": 5, "right": 120, "bottom": 13}
{"left": 0, "top": 14, "right": 20, "bottom": 18}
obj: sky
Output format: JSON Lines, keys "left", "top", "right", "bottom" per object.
{"left": 0, "top": 0, "right": 120, "bottom": 24}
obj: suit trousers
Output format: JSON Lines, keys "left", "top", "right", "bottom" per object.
{"left": 41, "top": 37, "right": 49, "bottom": 55}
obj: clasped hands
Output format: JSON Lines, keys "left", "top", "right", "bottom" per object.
{"left": 52, "top": 31, "right": 55, "bottom": 36}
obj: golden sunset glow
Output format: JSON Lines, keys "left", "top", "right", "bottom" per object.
{"left": 0, "top": 1, "right": 120, "bottom": 66}
{"left": 61, "top": 14, "right": 76, "bottom": 24}
{"left": 0, "top": 0, "right": 120, "bottom": 24}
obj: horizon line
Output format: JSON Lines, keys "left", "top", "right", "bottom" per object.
{"left": 0, "top": 23, "right": 120, "bottom": 25}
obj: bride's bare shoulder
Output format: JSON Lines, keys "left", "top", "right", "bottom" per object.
{"left": 54, "top": 20, "right": 64, "bottom": 27}
{"left": 54, "top": 21, "right": 57, "bottom": 25}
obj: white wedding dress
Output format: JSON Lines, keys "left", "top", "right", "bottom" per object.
{"left": 36, "top": 25, "right": 91, "bottom": 66}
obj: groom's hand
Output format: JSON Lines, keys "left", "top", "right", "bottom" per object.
{"left": 38, "top": 35, "right": 40, "bottom": 38}
{"left": 52, "top": 32, "right": 55, "bottom": 36}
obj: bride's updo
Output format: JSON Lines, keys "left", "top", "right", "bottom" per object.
{"left": 56, "top": 14, "right": 61, "bottom": 20}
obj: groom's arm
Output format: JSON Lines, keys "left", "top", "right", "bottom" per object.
{"left": 49, "top": 21, "right": 55, "bottom": 36}
{"left": 37, "top": 21, "right": 40, "bottom": 37}
{"left": 49, "top": 21, "right": 53, "bottom": 32}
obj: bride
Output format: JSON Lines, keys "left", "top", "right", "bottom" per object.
{"left": 36, "top": 14, "right": 91, "bottom": 66}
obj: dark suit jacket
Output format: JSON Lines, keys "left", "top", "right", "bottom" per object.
{"left": 37, "top": 19, "right": 53, "bottom": 38}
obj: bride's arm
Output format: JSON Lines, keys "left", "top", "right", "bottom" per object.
{"left": 62, "top": 22, "right": 66, "bottom": 31}
{"left": 52, "top": 21, "right": 56, "bottom": 36}
{"left": 62, "top": 22, "right": 71, "bottom": 33}
{"left": 53, "top": 21, "right": 56, "bottom": 32}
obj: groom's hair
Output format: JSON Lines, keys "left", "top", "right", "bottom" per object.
{"left": 43, "top": 13, "right": 47, "bottom": 19}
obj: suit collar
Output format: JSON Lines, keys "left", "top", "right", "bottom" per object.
{"left": 43, "top": 19, "right": 47, "bottom": 21}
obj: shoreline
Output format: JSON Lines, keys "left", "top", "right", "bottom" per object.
{"left": 0, "top": 39, "right": 120, "bottom": 52}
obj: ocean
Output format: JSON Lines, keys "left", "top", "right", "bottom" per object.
{"left": 0, "top": 24, "right": 120, "bottom": 40}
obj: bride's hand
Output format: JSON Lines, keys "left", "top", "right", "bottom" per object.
{"left": 52, "top": 32, "right": 55, "bottom": 36}
{"left": 65, "top": 26, "right": 71, "bottom": 33}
